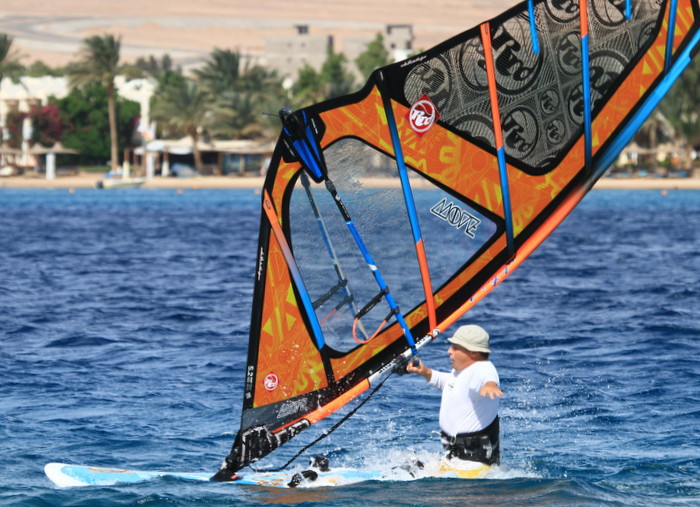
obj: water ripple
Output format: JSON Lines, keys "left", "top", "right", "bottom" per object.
{"left": 1, "top": 189, "right": 698, "bottom": 505}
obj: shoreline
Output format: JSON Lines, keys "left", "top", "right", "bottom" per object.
{"left": 2, "top": 173, "right": 700, "bottom": 190}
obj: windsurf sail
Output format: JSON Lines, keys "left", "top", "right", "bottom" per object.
{"left": 213, "top": 0, "right": 700, "bottom": 479}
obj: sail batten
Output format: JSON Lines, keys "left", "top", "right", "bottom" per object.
{"left": 528, "top": 0, "right": 541, "bottom": 54}
{"left": 213, "top": 0, "right": 700, "bottom": 480}
{"left": 262, "top": 190, "right": 326, "bottom": 350}
{"left": 480, "top": 22, "right": 517, "bottom": 260}
{"left": 665, "top": 0, "right": 680, "bottom": 72}
{"left": 379, "top": 78, "right": 438, "bottom": 331}
{"left": 579, "top": 0, "right": 594, "bottom": 170}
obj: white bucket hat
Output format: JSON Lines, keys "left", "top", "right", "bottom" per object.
{"left": 447, "top": 325, "right": 491, "bottom": 354}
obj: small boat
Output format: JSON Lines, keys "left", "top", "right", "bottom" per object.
{"left": 96, "top": 177, "right": 146, "bottom": 189}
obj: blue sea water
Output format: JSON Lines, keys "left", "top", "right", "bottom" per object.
{"left": 0, "top": 187, "right": 698, "bottom": 506}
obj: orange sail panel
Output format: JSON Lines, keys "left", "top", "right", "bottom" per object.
{"left": 212, "top": 0, "right": 700, "bottom": 479}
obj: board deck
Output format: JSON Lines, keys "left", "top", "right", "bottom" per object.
{"left": 45, "top": 459, "right": 490, "bottom": 488}
{"left": 45, "top": 462, "right": 389, "bottom": 488}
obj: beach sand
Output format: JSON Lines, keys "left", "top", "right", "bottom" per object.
{"left": 2, "top": 173, "right": 699, "bottom": 191}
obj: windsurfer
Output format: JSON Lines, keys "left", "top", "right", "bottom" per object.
{"left": 406, "top": 325, "right": 503, "bottom": 472}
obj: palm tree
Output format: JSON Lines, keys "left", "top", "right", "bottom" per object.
{"left": 211, "top": 90, "right": 267, "bottom": 140}
{"left": 68, "top": 35, "right": 121, "bottom": 171}
{"left": 291, "top": 64, "right": 326, "bottom": 108}
{"left": 194, "top": 48, "right": 243, "bottom": 95}
{"left": 151, "top": 78, "right": 210, "bottom": 173}
{"left": 635, "top": 111, "right": 673, "bottom": 174}
{"left": 0, "top": 33, "right": 23, "bottom": 96}
{"left": 288, "top": 47, "right": 355, "bottom": 104}
{"left": 321, "top": 47, "right": 355, "bottom": 100}
{"left": 195, "top": 48, "right": 284, "bottom": 141}
{"left": 355, "top": 33, "right": 391, "bottom": 80}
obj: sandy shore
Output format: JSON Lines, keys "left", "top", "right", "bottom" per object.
{"left": 0, "top": 173, "right": 265, "bottom": 190}
{"left": 2, "top": 173, "right": 700, "bottom": 190}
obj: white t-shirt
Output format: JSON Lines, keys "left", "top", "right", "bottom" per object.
{"left": 428, "top": 361, "right": 499, "bottom": 437}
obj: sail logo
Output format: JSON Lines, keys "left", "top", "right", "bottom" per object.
{"left": 277, "top": 399, "right": 307, "bottom": 419}
{"left": 430, "top": 198, "right": 481, "bottom": 238}
{"left": 257, "top": 246, "right": 265, "bottom": 281}
{"left": 245, "top": 366, "right": 255, "bottom": 399}
{"left": 407, "top": 94, "right": 440, "bottom": 136}
{"left": 263, "top": 373, "right": 279, "bottom": 391}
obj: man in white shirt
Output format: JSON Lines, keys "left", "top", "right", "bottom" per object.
{"left": 406, "top": 324, "right": 503, "bottom": 470}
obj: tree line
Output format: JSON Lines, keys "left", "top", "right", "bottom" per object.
{"left": 0, "top": 32, "right": 390, "bottom": 172}
{"left": 1, "top": 31, "right": 699, "bottom": 173}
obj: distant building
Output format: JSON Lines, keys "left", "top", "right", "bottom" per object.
{"left": 265, "top": 25, "right": 334, "bottom": 81}
{"left": 345, "top": 24, "right": 414, "bottom": 66}
{"left": 385, "top": 24, "right": 414, "bottom": 56}
{"left": 264, "top": 24, "right": 414, "bottom": 81}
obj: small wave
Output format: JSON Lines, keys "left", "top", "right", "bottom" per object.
{"left": 44, "top": 335, "right": 116, "bottom": 348}
{"left": 5, "top": 324, "right": 41, "bottom": 335}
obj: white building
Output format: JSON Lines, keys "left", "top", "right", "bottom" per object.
{"left": 0, "top": 75, "right": 155, "bottom": 135}
{"left": 0, "top": 75, "right": 155, "bottom": 174}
